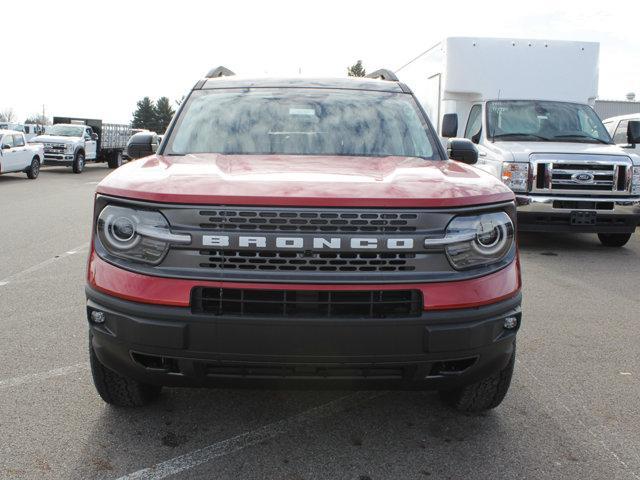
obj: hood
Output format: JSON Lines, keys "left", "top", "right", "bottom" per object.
{"left": 31, "top": 134, "right": 80, "bottom": 143}
{"left": 486, "top": 141, "right": 636, "bottom": 163}
{"left": 96, "top": 154, "right": 514, "bottom": 207}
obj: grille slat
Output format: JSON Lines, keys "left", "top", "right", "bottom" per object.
{"left": 191, "top": 287, "right": 422, "bottom": 318}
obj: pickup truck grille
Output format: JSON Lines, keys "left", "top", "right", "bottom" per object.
{"left": 530, "top": 155, "right": 632, "bottom": 195}
{"left": 198, "top": 209, "right": 419, "bottom": 233}
{"left": 191, "top": 287, "right": 423, "bottom": 318}
{"left": 44, "top": 143, "right": 66, "bottom": 153}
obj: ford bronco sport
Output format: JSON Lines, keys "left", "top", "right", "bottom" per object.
{"left": 86, "top": 68, "right": 522, "bottom": 412}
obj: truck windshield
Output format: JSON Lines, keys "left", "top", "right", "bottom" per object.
{"left": 165, "top": 89, "right": 440, "bottom": 159}
{"left": 46, "top": 125, "right": 85, "bottom": 137}
{"left": 487, "top": 100, "right": 612, "bottom": 144}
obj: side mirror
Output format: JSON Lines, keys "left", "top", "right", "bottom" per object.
{"left": 441, "top": 113, "right": 458, "bottom": 138}
{"left": 1, "top": 143, "right": 11, "bottom": 150}
{"left": 627, "top": 121, "right": 640, "bottom": 145}
{"left": 126, "top": 133, "right": 158, "bottom": 159}
{"left": 91, "top": 133, "right": 99, "bottom": 141}
{"left": 447, "top": 138, "right": 478, "bottom": 165}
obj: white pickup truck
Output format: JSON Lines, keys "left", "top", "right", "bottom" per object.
{"left": 0, "top": 129, "right": 44, "bottom": 179}
{"left": 30, "top": 118, "right": 130, "bottom": 173}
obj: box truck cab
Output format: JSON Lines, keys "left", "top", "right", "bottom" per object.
{"left": 399, "top": 37, "right": 640, "bottom": 247}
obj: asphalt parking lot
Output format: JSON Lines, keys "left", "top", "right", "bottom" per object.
{"left": 1, "top": 163, "right": 639, "bottom": 480}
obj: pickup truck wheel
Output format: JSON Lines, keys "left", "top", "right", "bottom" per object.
{"left": 107, "top": 152, "right": 123, "bottom": 169}
{"left": 26, "top": 157, "right": 40, "bottom": 179}
{"left": 72, "top": 152, "right": 85, "bottom": 174}
{"left": 89, "top": 339, "right": 161, "bottom": 407}
{"left": 439, "top": 344, "right": 515, "bottom": 413}
{"left": 597, "top": 233, "right": 632, "bottom": 247}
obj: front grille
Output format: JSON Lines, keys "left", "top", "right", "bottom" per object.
{"left": 191, "top": 287, "right": 423, "bottom": 318}
{"left": 531, "top": 155, "right": 632, "bottom": 195}
{"left": 198, "top": 209, "right": 418, "bottom": 233}
{"left": 198, "top": 249, "right": 417, "bottom": 272}
{"left": 551, "top": 164, "right": 618, "bottom": 191}
{"left": 44, "top": 143, "right": 66, "bottom": 154}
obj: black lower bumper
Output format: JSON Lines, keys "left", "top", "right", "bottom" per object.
{"left": 518, "top": 211, "right": 639, "bottom": 233}
{"left": 43, "top": 158, "right": 74, "bottom": 167}
{"left": 86, "top": 287, "right": 521, "bottom": 390}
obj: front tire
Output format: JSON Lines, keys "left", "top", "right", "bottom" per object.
{"left": 598, "top": 233, "right": 632, "bottom": 247}
{"left": 439, "top": 344, "right": 515, "bottom": 413}
{"left": 107, "top": 152, "right": 123, "bottom": 169}
{"left": 72, "top": 152, "right": 85, "bottom": 174}
{"left": 89, "top": 338, "right": 161, "bottom": 407}
{"left": 26, "top": 157, "right": 40, "bottom": 179}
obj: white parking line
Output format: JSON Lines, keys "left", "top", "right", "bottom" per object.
{"left": 0, "top": 363, "right": 89, "bottom": 390}
{"left": 0, "top": 243, "right": 88, "bottom": 287}
{"left": 117, "top": 391, "right": 384, "bottom": 480}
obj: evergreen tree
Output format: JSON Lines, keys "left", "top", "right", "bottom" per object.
{"left": 131, "top": 97, "right": 156, "bottom": 130}
{"left": 154, "top": 97, "right": 175, "bottom": 134}
{"left": 347, "top": 60, "right": 366, "bottom": 77}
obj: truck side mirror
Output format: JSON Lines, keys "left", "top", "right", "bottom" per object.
{"left": 441, "top": 113, "right": 458, "bottom": 138}
{"left": 126, "top": 132, "right": 158, "bottom": 159}
{"left": 1, "top": 143, "right": 11, "bottom": 150}
{"left": 447, "top": 138, "right": 478, "bottom": 165}
{"left": 627, "top": 121, "right": 640, "bottom": 145}
{"left": 91, "top": 133, "right": 99, "bottom": 141}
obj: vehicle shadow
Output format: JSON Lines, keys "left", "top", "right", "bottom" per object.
{"left": 0, "top": 174, "right": 28, "bottom": 183}
{"left": 70, "top": 380, "right": 556, "bottom": 480}
{"left": 518, "top": 231, "right": 637, "bottom": 254}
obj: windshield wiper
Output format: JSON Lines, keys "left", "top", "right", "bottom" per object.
{"left": 492, "top": 133, "right": 551, "bottom": 141}
{"left": 551, "top": 134, "right": 611, "bottom": 144}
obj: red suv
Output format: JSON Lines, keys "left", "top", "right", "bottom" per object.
{"left": 86, "top": 68, "right": 521, "bottom": 412}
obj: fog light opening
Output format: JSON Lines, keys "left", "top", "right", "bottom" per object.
{"left": 503, "top": 316, "right": 518, "bottom": 330}
{"left": 90, "top": 310, "right": 106, "bottom": 324}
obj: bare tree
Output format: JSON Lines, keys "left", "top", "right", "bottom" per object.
{"left": 0, "top": 108, "right": 16, "bottom": 122}
{"left": 24, "top": 113, "right": 51, "bottom": 125}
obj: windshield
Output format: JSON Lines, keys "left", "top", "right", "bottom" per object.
{"left": 165, "top": 88, "right": 440, "bottom": 159}
{"left": 45, "top": 124, "right": 85, "bottom": 137}
{"left": 487, "top": 100, "right": 612, "bottom": 144}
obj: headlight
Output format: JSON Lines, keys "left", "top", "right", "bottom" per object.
{"left": 632, "top": 166, "right": 640, "bottom": 195}
{"left": 501, "top": 162, "right": 529, "bottom": 192}
{"left": 425, "top": 212, "right": 515, "bottom": 270}
{"left": 65, "top": 144, "right": 75, "bottom": 154}
{"left": 96, "top": 205, "right": 191, "bottom": 264}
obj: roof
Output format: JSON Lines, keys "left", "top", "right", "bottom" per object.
{"left": 601, "top": 112, "right": 640, "bottom": 122}
{"left": 199, "top": 76, "right": 405, "bottom": 93}
{"left": 0, "top": 129, "right": 22, "bottom": 135}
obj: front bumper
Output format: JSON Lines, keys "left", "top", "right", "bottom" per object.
{"left": 43, "top": 153, "right": 74, "bottom": 166}
{"left": 87, "top": 286, "right": 521, "bottom": 390}
{"left": 516, "top": 194, "right": 640, "bottom": 233}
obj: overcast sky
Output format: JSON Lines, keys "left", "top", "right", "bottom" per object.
{"left": 1, "top": 0, "right": 639, "bottom": 124}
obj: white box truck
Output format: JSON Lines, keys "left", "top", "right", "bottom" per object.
{"left": 398, "top": 37, "right": 640, "bottom": 247}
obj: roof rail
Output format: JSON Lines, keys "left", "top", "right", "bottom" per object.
{"left": 365, "top": 69, "right": 399, "bottom": 81}
{"left": 205, "top": 66, "right": 235, "bottom": 78}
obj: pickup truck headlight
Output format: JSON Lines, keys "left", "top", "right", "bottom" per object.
{"left": 425, "top": 212, "right": 515, "bottom": 270}
{"left": 65, "top": 144, "right": 75, "bottom": 154}
{"left": 632, "top": 167, "right": 640, "bottom": 195}
{"left": 501, "top": 162, "right": 529, "bottom": 192}
{"left": 96, "top": 205, "right": 191, "bottom": 265}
